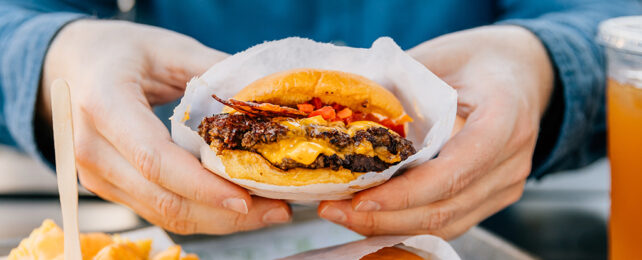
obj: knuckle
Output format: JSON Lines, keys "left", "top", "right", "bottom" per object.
{"left": 163, "top": 219, "right": 196, "bottom": 235}
{"left": 420, "top": 207, "right": 454, "bottom": 231}
{"left": 365, "top": 213, "right": 378, "bottom": 231}
{"left": 446, "top": 173, "right": 468, "bottom": 198}
{"left": 134, "top": 146, "right": 162, "bottom": 183}
{"left": 191, "top": 183, "right": 209, "bottom": 203}
{"left": 155, "top": 193, "right": 187, "bottom": 221}
{"left": 231, "top": 211, "right": 245, "bottom": 229}
{"left": 396, "top": 174, "right": 414, "bottom": 209}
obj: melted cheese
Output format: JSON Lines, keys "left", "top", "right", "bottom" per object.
{"left": 259, "top": 137, "right": 337, "bottom": 165}
{"left": 254, "top": 118, "right": 401, "bottom": 166}
{"left": 346, "top": 121, "right": 387, "bottom": 136}
{"left": 299, "top": 115, "right": 327, "bottom": 126}
{"left": 278, "top": 119, "right": 302, "bottom": 131}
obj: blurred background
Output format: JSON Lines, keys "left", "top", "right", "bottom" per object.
{"left": 0, "top": 143, "right": 609, "bottom": 259}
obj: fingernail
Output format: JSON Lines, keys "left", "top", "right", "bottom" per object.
{"left": 354, "top": 200, "right": 381, "bottom": 212}
{"left": 320, "top": 206, "right": 347, "bottom": 223}
{"left": 222, "top": 198, "right": 248, "bottom": 214}
{"left": 262, "top": 208, "right": 290, "bottom": 224}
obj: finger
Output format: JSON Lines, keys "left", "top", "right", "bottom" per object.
{"left": 80, "top": 101, "right": 253, "bottom": 214}
{"left": 342, "top": 147, "right": 531, "bottom": 235}
{"left": 76, "top": 131, "right": 291, "bottom": 234}
{"left": 190, "top": 196, "right": 292, "bottom": 234}
{"left": 320, "top": 180, "right": 524, "bottom": 237}
{"left": 78, "top": 166, "right": 291, "bottom": 235}
{"left": 353, "top": 104, "right": 516, "bottom": 211}
{"left": 76, "top": 165, "right": 168, "bottom": 228}
{"left": 428, "top": 181, "right": 525, "bottom": 240}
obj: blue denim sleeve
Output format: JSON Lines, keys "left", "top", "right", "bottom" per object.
{"left": 0, "top": 3, "right": 86, "bottom": 163}
{"left": 496, "top": 0, "right": 642, "bottom": 177}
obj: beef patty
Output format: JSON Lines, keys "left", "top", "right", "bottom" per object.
{"left": 198, "top": 113, "right": 416, "bottom": 172}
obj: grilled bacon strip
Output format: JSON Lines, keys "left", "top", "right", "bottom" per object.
{"left": 211, "top": 94, "right": 308, "bottom": 118}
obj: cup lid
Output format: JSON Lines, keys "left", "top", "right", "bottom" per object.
{"left": 598, "top": 16, "right": 642, "bottom": 54}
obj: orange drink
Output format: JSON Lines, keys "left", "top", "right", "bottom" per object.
{"left": 599, "top": 16, "right": 642, "bottom": 259}
{"left": 607, "top": 79, "right": 642, "bottom": 259}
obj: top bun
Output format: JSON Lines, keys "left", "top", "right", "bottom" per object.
{"left": 225, "top": 69, "right": 406, "bottom": 120}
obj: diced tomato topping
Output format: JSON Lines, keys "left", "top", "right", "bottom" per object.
{"left": 303, "top": 98, "right": 407, "bottom": 136}
{"left": 336, "top": 108, "right": 353, "bottom": 119}
{"left": 297, "top": 103, "right": 315, "bottom": 113}
{"left": 391, "top": 124, "right": 406, "bottom": 137}
{"left": 379, "top": 118, "right": 406, "bottom": 137}
{"left": 309, "top": 106, "right": 336, "bottom": 120}
{"left": 365, "top": 113, "right": 380, "bottom": 122}
{"left": 331, "top": 103, "right": 345, "bottom": 111}
{"left": 310, "top": 97, "right": 323, "bottom": 109}
{"left": 308, "top": 111, "right": 321, "bottom": 118}
{"left": 352, "top": 112, "right": 366, "bottom": 121}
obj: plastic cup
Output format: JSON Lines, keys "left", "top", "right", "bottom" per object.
{"left": 598, "top": 16, "right": 642, "bottom": 260}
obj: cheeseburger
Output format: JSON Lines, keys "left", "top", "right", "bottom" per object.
{"left": 198, "top": 69, "right": 416, "bottom": 186}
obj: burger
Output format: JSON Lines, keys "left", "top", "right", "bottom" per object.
{"left": 197, "top": 68, "right": 417, "bottom": 186}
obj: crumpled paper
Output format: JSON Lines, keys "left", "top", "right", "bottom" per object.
{"left": 171, "top": 37, "right": 457, "bottom": 202}
{"left": 279, "top": 235, "right": 461, "bottom": 260}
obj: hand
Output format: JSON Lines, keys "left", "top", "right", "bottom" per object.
{"left": 318, "top": 26, "right": 554, "bottom": 239}
{"left": 40, "top": 20, "right": 291, "bottom": 234}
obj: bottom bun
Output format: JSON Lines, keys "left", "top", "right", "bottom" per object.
{"left": 199, "top": 144, "right": 389, "bottom": 202}
{"left": 216, "top": 149, "right": 363, "bottom": 186}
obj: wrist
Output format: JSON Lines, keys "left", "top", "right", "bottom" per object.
{"left": 39, "top": 19, "right": 93, "bottom": 124}
{"left": 510, "top": 26, "right": 555, "bottom": 119}
{"left": 488, "top": 26, "right": 555, "bottom": 119}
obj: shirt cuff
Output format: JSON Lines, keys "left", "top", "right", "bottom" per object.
{"left": 497, "top": 19, "right": 606, "bottom": 178}
{"left": 3, "top": 12, "right": 86, "bottom": 166}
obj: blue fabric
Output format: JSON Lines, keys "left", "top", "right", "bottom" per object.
{"left": 0, "top": 0, "right": 640, "bottom": 176}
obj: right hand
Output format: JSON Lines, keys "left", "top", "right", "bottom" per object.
{"left": 39, "top": 20, "right": 292, "bottom": 234}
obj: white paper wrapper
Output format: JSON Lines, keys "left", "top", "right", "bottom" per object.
{"left": 171, "top": 37, "right": 457, "bottom": 202}
{"left": 279, "top": 235, "right": 460, "bottom": 260}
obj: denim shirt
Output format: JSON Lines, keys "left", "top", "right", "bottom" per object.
{"left": 1, "top": 0, "right": 640, "bottom": 178}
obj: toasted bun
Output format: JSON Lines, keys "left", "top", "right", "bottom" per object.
{"left": 224, "top": 68, "right": 407, "bottom": 121}
{"left": 217, "top": 149, "right": 363, "bottom": 186}
{"left": 360, "top": 247, "right": 425, "bottom": 260}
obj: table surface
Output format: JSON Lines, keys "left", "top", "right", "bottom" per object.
{"left": 0, "top": 145, "right": 610, "bottom": 259}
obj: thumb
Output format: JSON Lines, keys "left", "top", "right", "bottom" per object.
{"left": 144, "top": 28, "right": 229, "bottom": 88}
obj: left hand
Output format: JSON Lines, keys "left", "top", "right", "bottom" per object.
{"left": 318, "top": 26, "right": 554, "bottom": 239}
